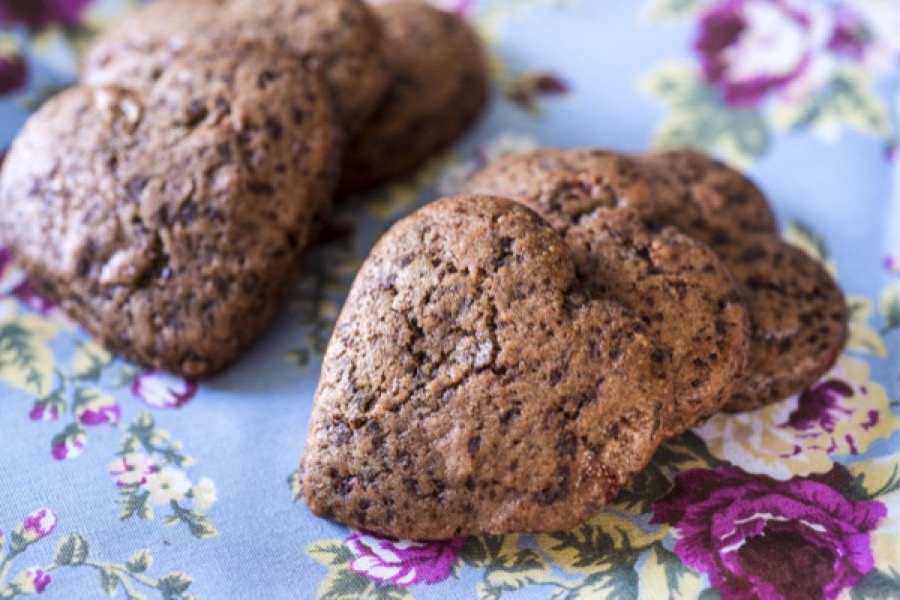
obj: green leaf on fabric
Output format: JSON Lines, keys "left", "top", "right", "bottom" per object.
{"left": 847, "top": 297, "right": 888, "bottom": 357}
{"left": 641, "top": 62, "right": 770, "bottom": 166}
{"left": 125, "top": 549, "right": 152, "bottom": 574}
{"left": 850, "top": 568, "right": 900, "bottom": 600}
{"left": 70, "top": 341, "right": 112, "bottom": 381}
{"left": 698, "top": 588, "right": 723, "bottom": 600}
{"left": 773, "top": 70, "right": 893, "bottom": 140}
{"left": 307, "top": 540, "right": 354, "bottom": 568}
{"left": 317, "top": 569, "right": 372, "bottom": 600}
{"left": 98, "top": 567, "right": 121, "bottom": 597}
{"left": 157, "top": 572, "right": 192, "bottom": 596}
{"left": 879, "top": 284, "right": 900, "bottom": 330}
{"left": 54, "top": 532, "right": 89, "bottom": 566}
{"left": 643, "top": 0, "right": 708, "bottom": 22}
{"left": 288, "top": 468, "right": 304, "bottom": 502}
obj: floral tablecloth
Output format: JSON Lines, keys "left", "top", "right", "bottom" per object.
{"left": 1, "top": 0, "right": 899, "bottom": 598}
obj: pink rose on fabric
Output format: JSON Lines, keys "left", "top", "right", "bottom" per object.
{"left": 345, "top": 531, "right": 464, "bottom": 587}
{"left": 76, "top": 395, "right": 120, "bottom": 426}
{"left": 22, "top": 509, "right": 57, "bottom": 540}
{"left": 0, "top": 0, "right": 94, "bottom": 31}
{"left": 0, "top": 52, "right": 26, "bottom": 97}
{"left": 695, "top": 0, "right": 833, "bottom": 107}
{"left": 131, "top": 370, "right": 197, "bottom": 409}
{"left": 653, "top": 465, "right": 885, "bottom": 600}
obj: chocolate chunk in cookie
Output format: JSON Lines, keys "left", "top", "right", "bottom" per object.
{"left": 2, "top": 41, "right": 342, "bottom": 377}
{"left": 302, "top": 195, "right": 674, "bottom": 539}
{"left": 338, "top": 0, "right": 489, "bottom": 194}
{"left": 83, "top": 0, "right": 389, "bottom": 136}
{"left": 465, "top": 149, "right": 750, "bottom": 435}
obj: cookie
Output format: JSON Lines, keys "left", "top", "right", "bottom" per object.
{"left": 464, "top": 150, "right": 750, "bottom": 436}
{"left": 641, "top": 148, "right": 778, "bottom": 240}
{"left": 463, "top": 147, "right": 703, "bottom": 230}
{"left": 714, "top": 233, "right": 847, "bottom": 412}
{"left": 83, "top": 0, "right": 389, "bottom": 135}
{"left": 302, "top": 195, "right": 674, "bottom": 539}
{"left": 466, "top": 147, "right": 848, "bottom": 412}
{"left": 567, "top": 211, "right": 750, "bottom": 434}
{"left": 338, "top": 0, "right": 489, "bottom": 195}
{"left": 1, "top": 40, "right": 342, "bottom": 377}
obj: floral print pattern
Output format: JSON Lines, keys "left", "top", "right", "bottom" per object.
{"left": 652, "top": 465, "right": 887, "bottom": 600}
{"left": 1, "top": 0, "right": 899, "bottom": 598}
{"left": 0, "top": 0, "right": 94, "bottom": 31}
{"left": 345, "top": 533, "right": 463, "bottom": 586}
{"left": 0, "top": 509, "right": 196, "bottom": 598}
{"left": 643, "top": 0, "right": 900, "bottom": 165}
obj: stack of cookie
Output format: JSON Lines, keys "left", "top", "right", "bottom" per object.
{"left": 300, "top": 149, "right": 848, "bottom": 540}
{"left": 0, "top": 0, "right": 489, "bottom": 377}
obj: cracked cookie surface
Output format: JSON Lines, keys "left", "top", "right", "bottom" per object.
{"left": 712, "top": 232, "right": 847, "bottom": 411}
{"left": 1, "top": 40, "right": 342, "bottom": 377}
{"left": 641, "top": 148, "right": 779, "bottom": 240}
{"left": 466, "top": 147, "right": 848, "bottom": 413}
{"left": 302, "top": 195, "right": 674, "bottom": 539}
{"left": 464, "top": 150, "right": 750, "bottom": 435}
{"left": 339, "top": 0, "right": 488, "bottom": 194}
{"left": 83, "top": 0, "right": 388, "bottom": 136}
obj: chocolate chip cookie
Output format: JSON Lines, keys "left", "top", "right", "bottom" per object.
{"left": 467, "top": 147, "right": 848, "bottom": 412}
{"left": 641, "top": 148, "right": 778, "bottom": 240}
{"left": 338, "top": 0, "right": 489, "bottom": 194}
{"left": 302, "top": 195, "right": 674, "bottom": 539}
{"left": 714, "top": 233, "right": 847, "bottom": 411}
{"left": 83, "top": 0, "right": 389, "bottom": 136}
{"left": 1, "top": 40, "right": 342, "bottom": 377}
{"left": 464, "top": 149, "right": 750, "bottom": 435}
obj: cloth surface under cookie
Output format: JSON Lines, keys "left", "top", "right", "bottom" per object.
{"left": 0, "top": 2, "right": 898, "bottom": 599}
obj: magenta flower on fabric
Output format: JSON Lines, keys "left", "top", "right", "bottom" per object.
{"left": 75, "top": 393, "right": 120, "bottom": 426}
{"left": 11, "top": 280, "right": 56, "bottom": 316}
{"left": 782, "top": 379, "right": 858, "bottom": 433}
{"left": 29, "top": 403, "right": 59, "bottom": 422}
{"left": 0, "top": 0, "right": 94, "bottom": 31}
{"left": 21, "top": 509, "right": 56, "bottom": 540}
{"left": 131, "top": 370, "right": 197, "bottom": 409}
{"left": 51, "top": 429, "right": 86, "bottom": 460}
{"left": 695, "top": 0, "right": 831, "bottom": 107}
{"left": 0, "top": 52, "right": 26, "bottom": 96}
{"left": 345, "top": 531, "right": 463, "bottom": 587}
{"left": 653, "top": 465, "right": 886, "bottom": 600}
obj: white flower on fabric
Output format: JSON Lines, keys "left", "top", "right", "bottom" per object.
{"left": 191, "top": 477, "right": 218, "bottom": 512}
{"left": 144, "top": 467, "right": 191, "bottom": 505}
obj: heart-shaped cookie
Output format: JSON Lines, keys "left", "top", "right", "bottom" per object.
{"left": 466, "top": 147, "right": 847, "bottom": 413}
{"left": 301, "top": 195, "right": 674, "bottom": 539}
{"left": 464, "top": 149, "right": 751, "bottom": 436}
{"left": 0, "top": 40, "right": 342, "bottom": 377}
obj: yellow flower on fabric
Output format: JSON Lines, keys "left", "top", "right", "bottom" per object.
{"left": 191, "top": 477, "right": 217, "bottom": 512}
{"left": 144, "top": 467, "right": 191, "bottom": 505}
{"left": 697, "top": 357, "right": 899, "bottom": 479}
